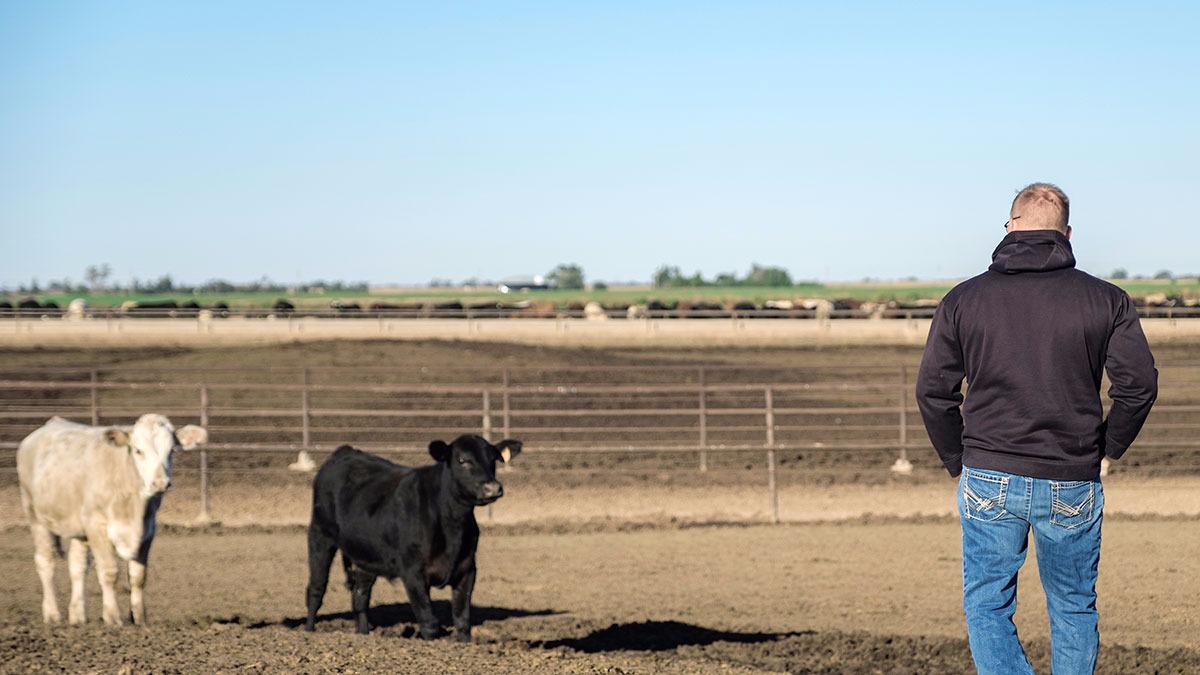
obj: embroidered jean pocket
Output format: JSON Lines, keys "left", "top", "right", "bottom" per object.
{"left": 961, "top": 470, "right": 1008, "bottom": 522}
{"left": 1051, "top": 480, "right": 1096, "bottom": 529}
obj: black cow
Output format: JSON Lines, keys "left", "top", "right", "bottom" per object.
{"left": 304, "top": 435, "right": 522, "bottom": 641}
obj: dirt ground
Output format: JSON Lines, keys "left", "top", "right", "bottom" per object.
{"left": 1, "top": 519, "right": 1198, "bottom": 674}
{"left": 2, "top": 330, "right": 1199, "bottom": 673}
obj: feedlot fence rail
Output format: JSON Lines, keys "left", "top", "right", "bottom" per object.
{"left": 2, "top": 363, "right": 1199, "bottom": 523}
{"left": 4, "top": 306, "right": 1200, "bottom": 321}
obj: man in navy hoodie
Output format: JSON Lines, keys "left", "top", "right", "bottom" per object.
{"left": 916, "top": 183, "right": 1157, "bottom": 675}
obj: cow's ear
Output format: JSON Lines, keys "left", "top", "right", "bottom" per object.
{"left": 496, "top": 440, "right": 522, "bottom": 463}
{"left": 104, "top": 429, "right": 131, "bottom": 447}
{"left": 176, "top": 425, "right": 208, "bottom": 450}
{"left": 429, "top": 440, "right": 451, "bottom": 463}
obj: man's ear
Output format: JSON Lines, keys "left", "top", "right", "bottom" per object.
{"left": 496, "top": 439, "right": 522, "bottom": 463}
{"left": 429, "top": 440, "right": 451, "bottom": 463}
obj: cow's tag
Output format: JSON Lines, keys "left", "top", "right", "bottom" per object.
{"left": 500, "top": 447, "right": 512, "bottom": 463}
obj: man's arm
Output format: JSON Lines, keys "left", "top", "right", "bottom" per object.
{"left": 916, "top": 301, "right": 967, "bottom": 477}
{"left": 1102, "top": 294, "right": 1158, "bottom": 460}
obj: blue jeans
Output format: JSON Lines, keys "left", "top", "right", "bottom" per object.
{"left": 958, "top": 467, "right": 1104, "bottom": 675}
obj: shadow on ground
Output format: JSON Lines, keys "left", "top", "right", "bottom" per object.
{"left": 272, "top": 601, "right": 561, "bottom": 633}
{"left": 536, "top": 619, "right": 811, "bottom": 653}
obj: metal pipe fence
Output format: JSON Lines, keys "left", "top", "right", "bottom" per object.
{"left": 3, "top": 305, "right": 1200, "bottom": 322}
{"left": 3, "top": 363, "right": 1200, "bottom": 523}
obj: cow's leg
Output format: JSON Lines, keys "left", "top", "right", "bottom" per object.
{"left": 128, "top": 559, "right": 148, "bottom": 625}
{"left": 305, "top": 527, "right": 337, "bottom": 631}
{"left": 89, "top": 538, "right": 123, "bottom": 626}
{"left": 401, "top": 575, "right": 447, "bottom": 640}
{"left": 67, "top": 538, "right": 90, "bottom": 624}
{"left": 348, "top": 568, "right": 377, "bottom": 635}
{"left": 30, "top": 525, "right": 61, "bottom": 624}
{"left": 451, "top": 567, "right": 477, "bottom": 642}
{"left": 128, "top": 536, "right": 154, "bottom": 626}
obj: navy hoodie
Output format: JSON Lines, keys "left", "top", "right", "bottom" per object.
{"left": 916, "top": 229, "right": 1158, "bottom": 480}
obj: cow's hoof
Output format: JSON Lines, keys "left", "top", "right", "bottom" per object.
{"left": 456, "top": 632, "right": 472, "bottom": 643}
{"left": 419, "top": 626, "right": 449, "bottom": 640}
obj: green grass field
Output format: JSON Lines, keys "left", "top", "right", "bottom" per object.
{"left": 8, "top": 277, "right": 1199, "bottom": 310}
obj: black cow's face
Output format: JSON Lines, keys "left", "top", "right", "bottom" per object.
{"left": 429, "top": 435, "right": 522, "bottom": 506}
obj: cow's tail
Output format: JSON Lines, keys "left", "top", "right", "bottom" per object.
{"left": 52, "top": 534, "right": 65, "bottom": 558}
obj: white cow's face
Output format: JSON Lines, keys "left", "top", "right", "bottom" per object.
{"left": 126, "top": 414, "right": 179, "bottom": 497}
{"left": 108, "top": 414, "right": 205, "bottom": 498}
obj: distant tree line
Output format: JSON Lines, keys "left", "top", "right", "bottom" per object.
{"left": 453, "top": 262, "right": 801, "bottom": 292}
{"left": 652, "top": 263, "right": 798, "bottom": 288}
{"left": 546, "top": 263, "right": 585, "bottom": 289}
{"left": 441, "top": 263, "right": 590, "bottom": 291}
{"left": 1110, "top": 268, "right": 1191, "bottom": 281}
{"left": 6, "top": 264, "right": 367, "bottom": 295}
{"left": 15, "top": 261, "right": 1190, "bottom": 298}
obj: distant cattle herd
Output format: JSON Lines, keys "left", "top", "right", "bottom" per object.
{"left": 1, "top": 292, "right": 1198, "bottom": 320}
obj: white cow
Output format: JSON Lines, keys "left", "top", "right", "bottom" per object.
{"left": 17, "top": 415, "right": 207, "bottom": 625}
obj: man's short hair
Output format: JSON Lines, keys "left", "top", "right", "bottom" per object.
{"left": 1011, "top": 182, "right": 1070, "bottom": 233}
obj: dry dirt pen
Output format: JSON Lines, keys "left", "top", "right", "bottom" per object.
{"left": 2, "top": 324, "right": 1199, "bottom": 673}
{"left": 1, "top": 519, "right": 1198, "bottom": 674}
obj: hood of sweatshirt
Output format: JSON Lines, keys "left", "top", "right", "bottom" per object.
{"left": 988, "top": 229, "right": 1076, "bottom": 274}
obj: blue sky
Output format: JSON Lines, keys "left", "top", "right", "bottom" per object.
{"left": 2, "top": 2, "right": 1197, "bottom": 289}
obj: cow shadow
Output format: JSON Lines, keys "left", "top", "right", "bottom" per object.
{"left": 273, "top": 601, "right": 560, "bottom": 632}
{"left": 536, "top": 620, "right": 812, "bottom": 653}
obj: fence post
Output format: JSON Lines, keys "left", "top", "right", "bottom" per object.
{"left": 493, "top": 369, "right": 514, "bottom": 525}
{"left": 482, "top": 388, "right": 494, "bottom": 521}
{"left": 482, "top": 389, "right": 492, "bottom": 440}
{"left": 198, "top": 385, "right": 212, "bottom": 523}
{"left": 90, "top": 369, "right": 100, "bottom": 426}
{"left": 892, "top": 366, "right": 913, "bottom": 475}
{"left": 765, "top": 387, "right": 779, "bottom": 523}
{"left": 698, "top": 367, "right": 708, "bottom": 472}
{"left": 502, "top": 368, "right": 511, "bottom": 439}
{"left": 301, "top": 368, "right": 311, "bottom": 448}
{"left": 899, "top": 365, "right": 908, "bottom": 453}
